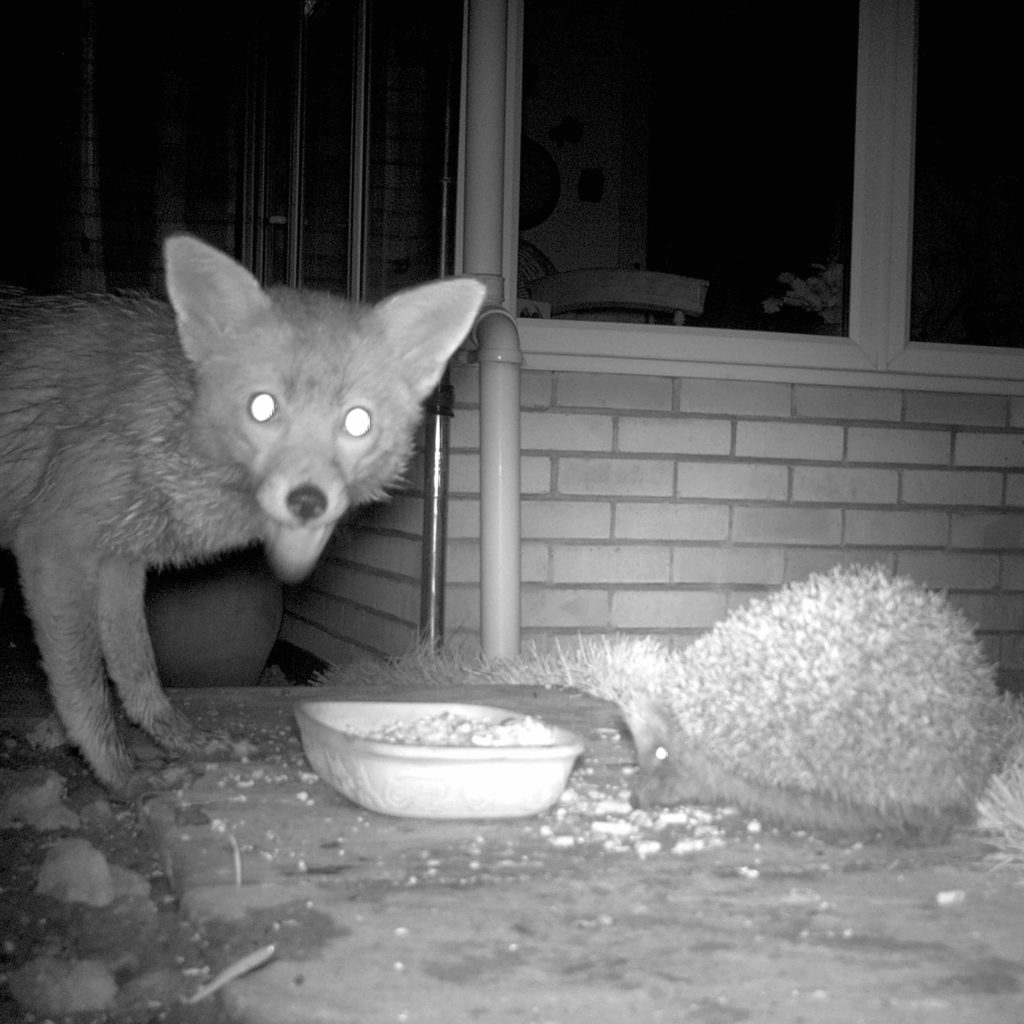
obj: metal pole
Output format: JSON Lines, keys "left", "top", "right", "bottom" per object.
{"left": 463, "top": 0, "right": 521, "bottom": 658}
{"left": 419, "top": 3, "right": 464, "bottom": 649}
{"left": 474, "top": 308, "right": 521, "bottom": 657}
{"left": 285, "top": 0, "right": 306, "bottom": 288}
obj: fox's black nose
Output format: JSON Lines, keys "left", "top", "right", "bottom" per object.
{"left": 287, "top": 484, "right": 328, "bottom": 522}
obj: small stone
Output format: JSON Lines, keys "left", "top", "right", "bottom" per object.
{"left": 36, "top": 838, "right": 115, "bottom": 907}
{"left": 7, "top": 956, "right": 117, "bottom": 1015}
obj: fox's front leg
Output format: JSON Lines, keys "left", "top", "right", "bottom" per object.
{"left": 97, "top": 557, "right": 237, "bottom": 760}
{"left": 15, "top": 539, "right": 137, "bottom": 792}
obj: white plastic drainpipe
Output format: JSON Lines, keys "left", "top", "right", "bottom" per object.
{"left": 463, "top": 0, "right": 521, "bottom": 658}
{"left": 474, "top": 308, "right": 522, "bottom": 658}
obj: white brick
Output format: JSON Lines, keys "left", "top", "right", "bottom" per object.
{"left": 521, "top": 370, "right": 555, "bottom": 408}
{"left": 677, "top": 378, "right": 790, "bottom": 417}
{"left": 443, "top": 585, "right": 481, "bottom": 633}
{"left": 844, "top": 510, "right": 948, "bottom": 547}
{"left": 614, "top": 503, "right": 729, "bottom": 541}
{"left": 521, "top": 457, "right": 553, "bottom": 494}
{"left": 735, "top": 421, "right": 843, "bottom": 461}
{"left": 951, "top": 593, "right": 1024, "bottom": 632}
{"left": 522, "top": 412, "right": 613, "bottom": 451}
{"left": 611, "top": 589, "right": 727, "bottom": 629}
{"left": 733, "top": 506, "right": 842, "bottom": 545}
{"left": 847, "top": 426, "right": 950, "bottom": 464}
{"left": 446, "top": 498, "right": 479, "bottom": 539}
{"left": 998, "top": 636, "right": 1024, "bottom": 673}
{"left": 618, "top": 416, "right": 731, "bottom": 455}
{"left": 676, "top": 461, "right": 787, "bottom": 501}
{"left": 447, "top": 452, "right": 479, "bottom": 493}
{"left": 521, "top": 541, "right": 550, "bottom": 583}
{"left": 557, "top": 457, "right": 674, "bottom": 497}
{"left": 450, "top": 407, "right": 480, "bottom": 448}
{"left": 444, "top": 540, "right": 480, "bottom": 583}
{"left": 1002, "top": 555, "right": 1024, "bottom": 591}
{"left": 905, "top": 391, "right": 1007, "bottom": 427}
{"left": 784, "top": 549, "right": 897, "bottom": 582}
{"left": 901, "top": 470, "right": 1003, "bottom": 506}
{"left": 522, "top": 500, "right": 612, "bottom": 539}
{"left": 555, "top": 372, "right": 672, "bottom": 410}
{"left": 792, "top": 466, "right": 898, "bottom": 504}
{"left": 552, "top": 544, "right": 671, "bottom": 584}
{"left": 954, "top": 432, "right": 1024, "bottom": 468}
{"left": 1008, "top": 474, "right": 1024, "bottom": 507}
{"left": 894, "top": 552, "right": 1001, "bottom": 590}
{"left": 794, "top": 386, "right": 901, "bottom": 421}
{"left": 522, "top": 587, "right": 611, "bottom": 629}
{"left": 671, "top": 547, "right": 784, "bottom": 585}
{"left": 950, "top": 513, "right": 1024, "bottom": 549}
{"left": 449, "top": 362, "right": 479, "bottom": 403}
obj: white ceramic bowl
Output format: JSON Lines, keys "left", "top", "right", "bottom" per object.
{"left": 294, "top": 701, "right": 584, "bottom": 819}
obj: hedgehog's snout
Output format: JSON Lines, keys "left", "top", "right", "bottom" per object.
{"left": 631, "top": 743, "right": 679, "bottom": 809}
{"left": 630, "top": 784, "right": 664, "bottom": 811}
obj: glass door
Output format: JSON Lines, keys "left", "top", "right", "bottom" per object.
{"left": 4, "top": 0, "right": 460, "bottom": 300}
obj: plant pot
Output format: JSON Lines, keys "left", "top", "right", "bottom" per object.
{"left": 146, "top": 548, "right": 284, "bottom": 688}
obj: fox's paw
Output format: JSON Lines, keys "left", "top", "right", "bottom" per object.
{"left": 193, "top": 732, "right": 258, "bottom": 762}
{"left": 145, "top": 708, "right": 256, "bottom": 765}
{"left": 144, "top": 708, "right": 223, "bottom": 754}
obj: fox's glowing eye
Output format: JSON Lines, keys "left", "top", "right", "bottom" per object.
{"left": 343, "top": 406, "right": 372, "bottom": 438}
{"left": 654, "top": 745, "right": 669, "bottom": 762}
{"left": 249, "top": 392, "right": 278, "bottom": 423}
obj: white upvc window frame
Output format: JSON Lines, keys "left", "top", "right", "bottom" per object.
{"left": 505, "top": 0, "right": 1024, "bottom": 395}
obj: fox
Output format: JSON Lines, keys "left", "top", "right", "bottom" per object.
{"left": 0, "top": 235, "right": 485, "bottom": 797}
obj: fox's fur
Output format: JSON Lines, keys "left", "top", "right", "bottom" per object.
{"left": 0, "top": 236, "right": 485, "bottom": 795}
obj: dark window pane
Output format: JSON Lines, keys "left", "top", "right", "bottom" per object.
{"left": 519, "top": 0, "right": 858, "bottom": 334}
{"left": 911, "top": 6, "right": 1024, "bottom": 347}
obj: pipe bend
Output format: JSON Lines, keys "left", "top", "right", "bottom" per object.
{"left": 473, "top": 307, "right": 523, "bottom": 365}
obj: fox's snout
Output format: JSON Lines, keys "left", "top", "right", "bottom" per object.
{"left": 286, "top": 482, "right": 328, "bottom": 523}
{"left": 255, "top": 460, "right": 350, "bottom": 584}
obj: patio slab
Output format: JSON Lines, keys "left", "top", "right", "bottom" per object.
{"left": 138, "top": 684, "right": 1024, "bottom": 1024}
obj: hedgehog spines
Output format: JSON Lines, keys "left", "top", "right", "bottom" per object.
{"left": 581, "top": 565, "right": 1019, "bottom": 841}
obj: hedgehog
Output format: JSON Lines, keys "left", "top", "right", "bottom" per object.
{"left": 570, "top": 565, "right": 1022, "bottom": 841}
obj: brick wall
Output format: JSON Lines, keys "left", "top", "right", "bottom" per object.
{"left": 282, "top": 364, "right": 1024, "bottom": 681}
{"left": 444, "top": 366, "right": 1024, "bottom": 672}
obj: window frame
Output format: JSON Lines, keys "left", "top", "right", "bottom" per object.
{"left": 505, "top": 0, "right": 1024, "bottom": 395}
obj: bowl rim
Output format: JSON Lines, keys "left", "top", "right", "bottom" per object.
{"left": 294, "top": 699, "right": 585, "bottom": 761}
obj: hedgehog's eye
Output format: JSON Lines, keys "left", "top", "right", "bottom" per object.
{"left": 654, "top": 745, "right": 669, "bottom": 762}
{"left": 343, "top": 406, "right": 372, "bottom": 438}
{"left": 249, "top": 392, "right": 278, "bottom": 423}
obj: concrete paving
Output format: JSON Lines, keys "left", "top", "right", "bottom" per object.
{"left": 141, "top": 683, "right": 1024, "bottom": 1024}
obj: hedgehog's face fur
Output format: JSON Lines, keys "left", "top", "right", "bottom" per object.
{"left": 626, "top": 707, "right": 749, "bottom": 812}
{"left": 633, "top": 742, "right": 688, "bottom": 809}
{"left": 622, "top": 697, "right": 691, "bottom": 809}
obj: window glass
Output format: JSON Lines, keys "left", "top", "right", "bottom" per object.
{"left": 911, "top": 6, "right": 1024, "bottom": 347}
{"left": 518, "top": 0, "right": 858, "bottom": 334}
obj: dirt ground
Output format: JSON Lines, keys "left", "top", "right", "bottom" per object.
{"left": 3, "top": 629, "right": 1024, "bottom": 1023}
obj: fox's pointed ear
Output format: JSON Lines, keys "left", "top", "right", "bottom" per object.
{"left": 375, "top": 277, "right": 487, "bottom": 399}
{"left": 164, "top": 235, "right": 271, "bottom": 358}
